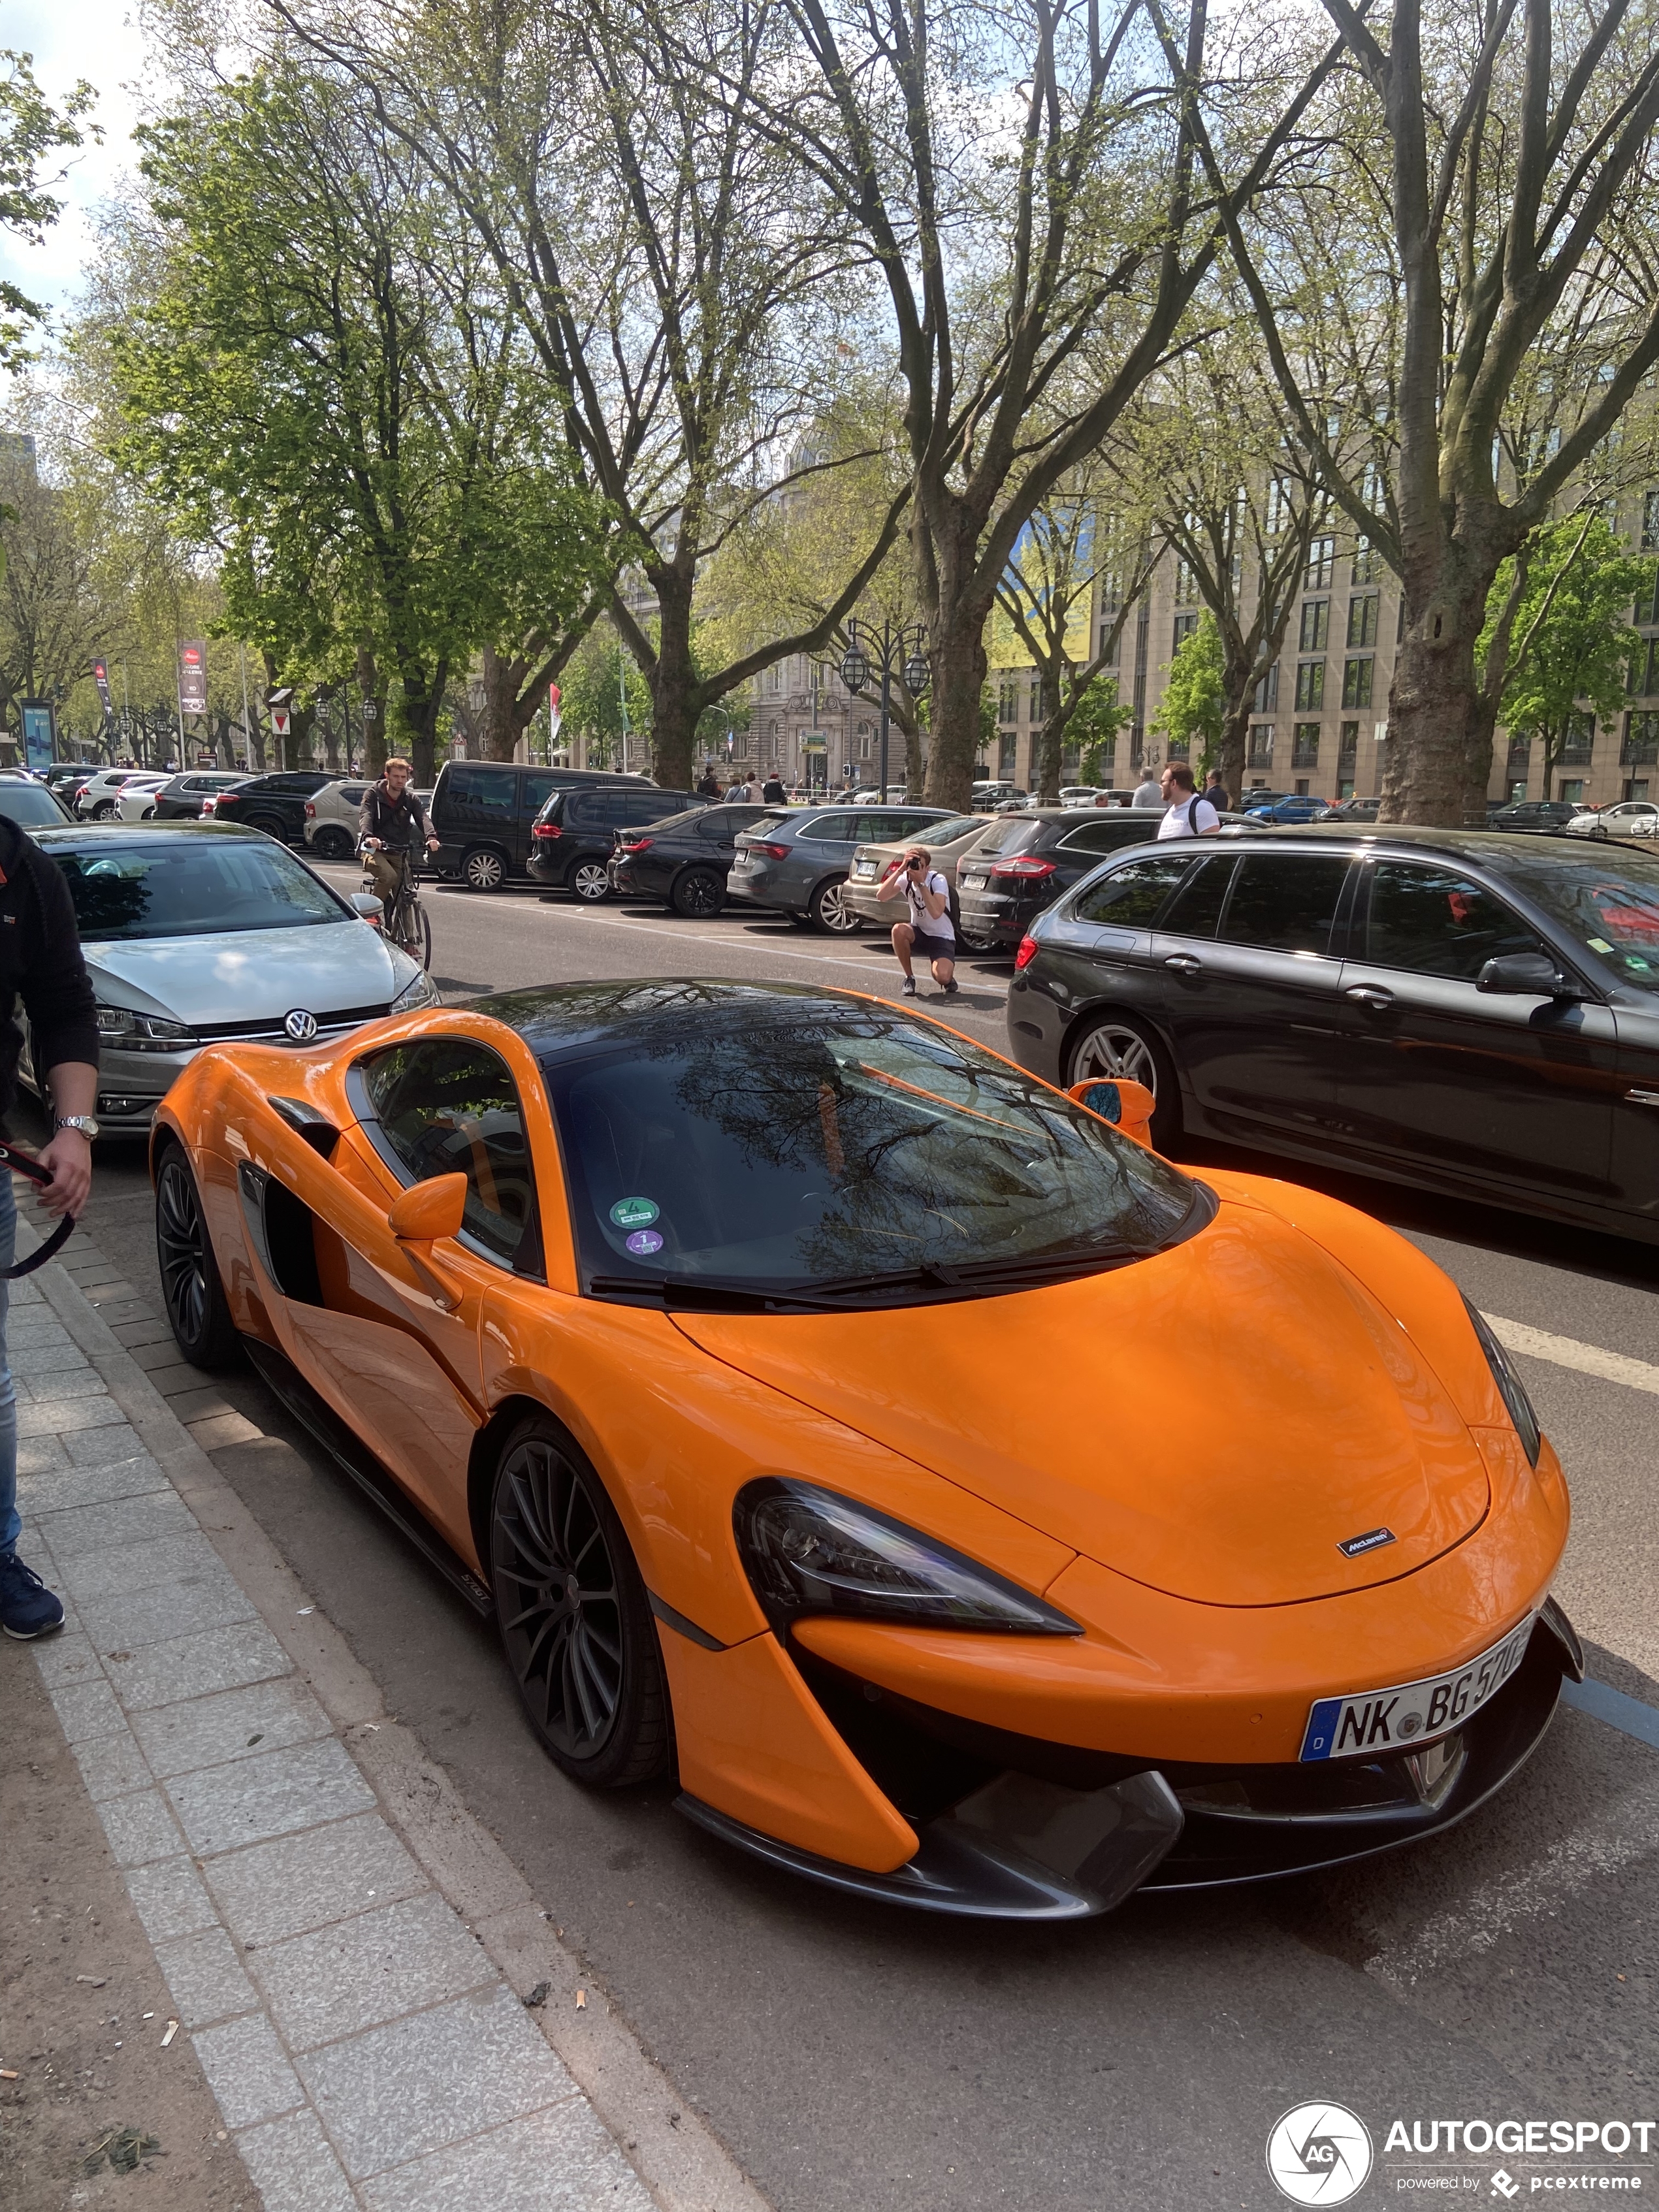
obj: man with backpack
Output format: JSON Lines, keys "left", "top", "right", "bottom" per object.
{"left": 0, "top": 810, "right": 99, "bottom": 1639}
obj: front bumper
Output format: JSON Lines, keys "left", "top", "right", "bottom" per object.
{"left": 685, "top": 1603, "right": 1580, "bottom": 1917}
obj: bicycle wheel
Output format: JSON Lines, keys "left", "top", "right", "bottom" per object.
{"left": 410, "top": 897, "right": 433, "bottom": 970}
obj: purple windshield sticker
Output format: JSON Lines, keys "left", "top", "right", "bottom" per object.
{"left": 625, "top": 1228, "right": 664, "bottom": 1257}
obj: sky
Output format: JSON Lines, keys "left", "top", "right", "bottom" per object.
{"left": 1, "top": 0, "right": 156, "bottom": 325}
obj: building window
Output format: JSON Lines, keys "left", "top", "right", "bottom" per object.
{"left": 1099, "top": 623, "right": 1119, "bottom": 666}
{"left": 1643, "top": 492, "right": 1659, "bottom": 553}
{"left": 1298, "top": 600, "right": 1329, "bottom": 653}
{"left": 1347, "top": 594, "right": 1381, "bottom": 649}
{"left": 1247, "top": 723, "right": 1274, "bottom": 767}
{"left": 1294, "top": 661, "right": 1325, "bottom": 711}
{"left": 1623, "top": 712, "right": 1659, "bottom": 765}
{"left": 1027, "top": 673, "right": 1044, "bottom": 720}
{"left": 998, "top": 673, "right": 1019, "bottom": 720}
{"left": 1173, "top": 555, "right": 1199, "bottom": 605}
{"left": 1338, "top": 778, "right": 1355, "bottom": 799}
{"left": 1251, "top": 664, "right": 1280, "bottom": 714}
{"left": 857, "top": 731, "right": 872, "bottom": 760}
{"left": 1558, "top": 778, "right": 1585, "bottom": 803}
{"left": 1292, "top": 723, "right": 1320, "bottom": 767}
{"left": 1559, "top": 712, "right": 1595, "bottom": 766}
{"left": 1061, "top": 741, "right": 1081, "bottom": 773}
{"left": 1339, "top": 718, "right": 1360, "bottom": 761}
{"left": 1342, "top": 657, "right": 1374, "bottom": 709}
{"left": 1634, "top": 638, "right": 1659, "bottom": 697}
{"left": 1351, "top": 541, "right": 1379, "bottom": 586}
{"left": 1507, "top": 734, "right": 1532, "bottom": 771}
{"left": 1626, "top": 778, "right": 1651, "bottom": 801}
{"left": 1635, "top": 564, "right": 1659, "bottom": 627}
{"left": 999, "top": 734, "right": 1018, "bottom": 777}
{"left": 1172, "top": 612, "right": 1199, "bottom": 652}
{"left": 1305, "top": 536, "right": 1336, "bottom": 591}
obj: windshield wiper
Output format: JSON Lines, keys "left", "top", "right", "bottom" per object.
{"left": 586, "top": 1274, "right": 858, "bottom": 1314}
{"left": 804, "top": 1246, "right": 1148, "bottom": 1299}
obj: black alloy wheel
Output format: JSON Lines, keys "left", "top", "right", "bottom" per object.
{"left": 490, "top": 1420, "right": 671, "bottom": 1787}
{"left": 155, "top": 1149, "right": 240, "bottom": 1370}
{"left": 244, "top": 812, "right": 287, "bottom": 841}
{"left": 570, "top": 859, "right": 611, "bottom": 902}
{"left": 463, "top": 846, "right": 506, "bottom": 892}
{"left": 312, "top": 824, "right": 354, "bottom": 860}
{"left": 670, "top": 865, "right": 724, "bottom": 918}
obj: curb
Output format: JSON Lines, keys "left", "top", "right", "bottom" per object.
{"left": 20, "top": 1215, "right": 771, "bottom": 2212}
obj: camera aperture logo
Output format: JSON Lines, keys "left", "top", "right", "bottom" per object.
{"left": 1268, "top": 2102, "right": 1376, "bottom": 2204}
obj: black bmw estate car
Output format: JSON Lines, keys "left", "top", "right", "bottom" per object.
{"left": 1006, "top": 824, "right": 1659, "bottom": 1241}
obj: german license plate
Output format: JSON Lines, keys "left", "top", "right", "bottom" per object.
{"left": 852, "top": 859, "right": 877, "bottom": 878}
{"left": 1299, "top": 1614, "right": 1537, "bottom": 1761}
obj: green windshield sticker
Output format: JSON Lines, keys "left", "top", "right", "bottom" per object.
{"left": 610, "top": 1197, "right": 660, "bottom": 1230}
{"left": 1626, "top": 956, "right": 1652, "bottom": 972}
{"left": 1588, "top": 937, "right": 1614, "bottom": 953}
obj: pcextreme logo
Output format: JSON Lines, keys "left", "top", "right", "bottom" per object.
{"left": 1267, "top": 2103, "right": 1376, "bottom": 2204}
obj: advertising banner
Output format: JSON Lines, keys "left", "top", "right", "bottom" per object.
{"left": 20, "top": 699, "right": 56, "bottom": 770}
{"left": 178, "top": 641, "right": 208, "bottom": 715}
{"left": 91, "top": 658, "right": 114, "bottom": 722}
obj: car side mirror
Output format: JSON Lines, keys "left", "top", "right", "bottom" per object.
{"left": 350, "top": 891, "right": 383, "bottom": 922}
{"left": 1067, "top": 1076, "right": 1157, "bottom": 1147}
{"left": 1477, "top": 952, "right": 1582, "bottom": 999}
{"left": 388, "top": 1172, "right": 467, "bottom": 1243}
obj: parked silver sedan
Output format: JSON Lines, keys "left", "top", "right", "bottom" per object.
{"left": 18, "top": 822, "right": 439, "bottom": 1134}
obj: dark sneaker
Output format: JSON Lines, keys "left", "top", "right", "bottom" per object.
{"left": 941, "top": 978, "right": 960, "bottom": 995}
{"left": 0, "top": 1554, "right": 65, "bottom": 1640}
{"left": 901, "top": 976, "right": 918, "bottom": 995}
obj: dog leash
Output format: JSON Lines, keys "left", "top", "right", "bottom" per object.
{"left": 0, "top": 1137, "right": 76, "bottom": 1277}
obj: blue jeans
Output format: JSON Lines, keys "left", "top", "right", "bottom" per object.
{"left": 0, "top": 1170, "right": 16, "bottom": 1559}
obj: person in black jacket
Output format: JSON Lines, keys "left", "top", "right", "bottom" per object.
{"left": 0, "top": 814, "right": 99, "bottom": 1639}
{"left": 357, "top": 757, "right": 440, "bottom": 908}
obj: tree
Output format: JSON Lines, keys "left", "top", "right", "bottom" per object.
{"left": 1072, "top": 677, "right": 1135, "bottom": 787}
{"left": 767, "top": 0, "right": 1346, "bottom": 807}
{"left": 557, "top": 620, "right": 654, "bottom": 769}
{"left": 104, "top": 68, "right": 612, "bottom": 781}
{"left": 1, "top": 48, "right": 96, "bottom": 371}
{"left": 1221, "top": 0, "right": 1659, "bottom": 824}
{"left": 1477, "top": 513, "right": 1648, "bottom": 799}
{"left": 1152, "top": 612, "right": 1226, "bottom": 769}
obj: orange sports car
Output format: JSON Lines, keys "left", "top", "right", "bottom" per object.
{"left": 150, "top": 979, "right": 1581, "bottom": 1919}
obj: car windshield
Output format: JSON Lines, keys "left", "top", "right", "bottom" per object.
{"left": 1487, "top": 848, "right": 1659, "bottom": 990}
{"left": 52, "top": 839, "right": 347, "bottom": 941}
{"left": 0, "top": 783, "right": 69, "bottom": 826}
{"left": 545, "top": 1007, "right": 1198, "bottom": 1301}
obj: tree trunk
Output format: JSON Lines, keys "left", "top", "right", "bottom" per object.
{"left": 923, "top": 607, "right": 991, "bottom": 810}
{"left": 1033, "top": 707, "right": 1067, "bottom": 805}
{"left": 1381, "top": 556, "right": 1503, "bottom": 825}
{"left": 903, "top": 712, "right": 925, "bottom": 801}
{"left": 477, "top": 647, "right": 527, "bottom": 762}
{"left": 645, "top": 566, "right": 696, "bottom": 790}
{"left": 214, "top": 713, "right": 234, "bottom": 771}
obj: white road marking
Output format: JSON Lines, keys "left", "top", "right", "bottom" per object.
{"left": 1483, "top": 1313, "right": 1659, "bottom": 1397}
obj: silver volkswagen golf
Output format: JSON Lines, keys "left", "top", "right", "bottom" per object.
{"left": 18, "top": 822, "right": 438, "bottom": 1133}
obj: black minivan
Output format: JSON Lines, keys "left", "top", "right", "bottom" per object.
{"left": 430, "top": 761, "right": 657, "bottom": 891}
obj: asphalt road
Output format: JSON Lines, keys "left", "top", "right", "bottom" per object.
{"left": 47, "top": 867, "right": 1659, "bottom": 2211}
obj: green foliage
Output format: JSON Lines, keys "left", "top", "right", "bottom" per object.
{"left": 558, "top": 624, "right": 654, "bottom": 765}
{"left": 1071, "top": 676, "right": 1133, "bottom": 784}
{"left": 1152, "top": 614, "right": 1226, "bottom": 761}
{"left": 1, "top": 49, "right": 97, "bottom": 370}
{"left": 1479, "top": 517, "right": 1648, "bottom": 771}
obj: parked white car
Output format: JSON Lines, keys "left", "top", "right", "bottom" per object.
{"left": 76, "top": 768, "right": 168, "bottom": 820}
{"left": 1059, "top": 786, "right": 1105, "bottom": 807}
{"left": 1566, "top": 801, "right": 1659, "bottom": 839}
{"left": 114, "top": 775, "right": 176, "bottom": 822}
{"left": 302, "top": 776, "right": 376, "bottom": 859}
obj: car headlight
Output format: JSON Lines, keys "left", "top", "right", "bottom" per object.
{"left": 733, "top": 1479, "right": 1081, "bottom": 1635}
{"left": 1464, "top": 1298, "right": 1542, "bottom": 1467}
{"left": 96, "top": 1005, "right": 198, "bottom": 1053}
{"left": 391, "top": 969, "right": 440, "bottom": 1014}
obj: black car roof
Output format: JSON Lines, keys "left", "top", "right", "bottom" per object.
{"left": 468, "top": 978, "right": 871, "bottom": 1060}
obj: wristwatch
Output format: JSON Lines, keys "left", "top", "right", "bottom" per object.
{"left": 55, "top": 1115, "right": 101, "bottom": 1142}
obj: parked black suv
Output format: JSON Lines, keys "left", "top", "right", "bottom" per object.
{"left": 955, "top": 810, "right": 1174, "bottom": 948}
{"left": 208, "top": 769, "right": 336, "bottom": 843}
{"left": 527, "top": 785, "right": 705, "bottom": 900}
{"left": 607, "top": 803, "right": 778, "bottom": 914}
{"left": 431, "top": 761, "right": 658, "bottom": 891}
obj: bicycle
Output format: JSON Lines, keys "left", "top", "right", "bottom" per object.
{"left": 361, "top": 842, "right": 434, "bottom": 972}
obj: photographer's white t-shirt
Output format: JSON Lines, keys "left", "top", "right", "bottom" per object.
{"left": 906, "top": 869, "right": 953, "bottom": 938}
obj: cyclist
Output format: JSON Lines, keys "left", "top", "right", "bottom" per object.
{"left": 359, "top": 757, "right": 439, "bottom": 949}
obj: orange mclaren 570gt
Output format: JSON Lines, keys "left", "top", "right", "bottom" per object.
{"left": 150, "top": 978, "right": 1581, "bottom": 1920}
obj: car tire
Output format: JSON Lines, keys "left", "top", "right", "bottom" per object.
{"left": 489, "top": 1414, "right": 672, "bottom": 1788}
{"left": 809, "top": 875, "right": 862, "bottom": 933}
{"left": 312, "top": 825, "right": 353, "bottom": 860}
{"left": 142, "top": 805, "right": 157, "bottom": 820}
{"left": 570, "top": 859, "right": 611, "bottom": 902}
{"left": 670, "top": 866, "right": 724, "bottom": 918}
{"left": 1065, "top": 1012, "right": 1181, "bottom": 1149}
{"left": 92, "top": 800, "right": 116, "bottom": 820}
{"left": 244, "top": 812, "right": 287, "bottom": 840}
{"left": 462, "top": 846, "right": 507, "bottom": 892}
{"left": 154, "top": 1147, "right": 241, "bottom": 1371}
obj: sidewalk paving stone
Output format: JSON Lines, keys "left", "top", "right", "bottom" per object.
{"left": 59, "top": 1527, "right": 231, "bottom": 1599}
{"left": 16, "top": 1392, "right": 127, "bottom": 1437}
{"left": 167, "top": 1735, "right": 378, "bottom": 1855}
{"left": 65, "top": 1420, "right": 163, "bottom": 1467}
{"left": 77, "top": 1567, "right": 260, "bottom": 1652}
{"left": 132, "top": 1676, "right": 332, "bottom": 1779}
{"left": 31, "top": 1627, "right": 106, "bottom": 1689}
{"left": 35, "top": 1486, "right": 198, "bottom": 1558}
{"left": 103, "top": 1619, "right": 294, "bottom": 1710}
{"left": 204, "top": 1815, "right": 428, "bottom": 1949}
{"left": 73, "top": 1726, "right": 155, "bottom": 1802}
{"left": 193, "top": 2013, "right": 306, "bottom": 2128}
{"left": 155, "top": 1924, "right": 262, "bottom": 2028}
{"left": 297, "top": 1984, "right": 579, "bottom": 2179}
{"left": 255, "top": 1891, "right": 494, "bottom": 2051}
{"left": 97, "top": 1785, "right": 188, "bottom": 1868}
{"left": 19, "top": 1449, "right": 172, "bottom": 1510}
{"left": 45, "top": 1673, "right": 127, "bottom": 1743}
{"left": 359, "top": 2100, "right": 656, "bottom": 2212}
{"left": 235, "top": 2109, "right": 359, "bottom": 2212}
{"left": 125, "top": 1855, "right": 223, "bottom": 1946}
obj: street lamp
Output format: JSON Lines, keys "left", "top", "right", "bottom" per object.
{"left": 841, "top": 618, "right": 928, "bottom": 798}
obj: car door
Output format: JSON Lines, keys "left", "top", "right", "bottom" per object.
{"left": 1330, "top": 856, "right": 1618, "bottom": 1205}
{"left": 516, "top": 771, "right": 562, "bottom": 871}
{"left": 1154, "top": 849, "right": 1358, "bottom": 1142}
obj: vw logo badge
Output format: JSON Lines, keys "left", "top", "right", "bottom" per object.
{"left": 283, "top": 1008, "right": 319, "bottom": 1044}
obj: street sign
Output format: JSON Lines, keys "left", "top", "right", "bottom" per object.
{"left": 178, "top": 641, "right": 208, "bottom": 715}
{"left": 801, "top": 731, "right": 828, "bottom": 754}
{"left": 20, "top": 699, "right": 54, "bottom": 770}
{"left": 270, "top": 706, "right": 291, "bottom": 739}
